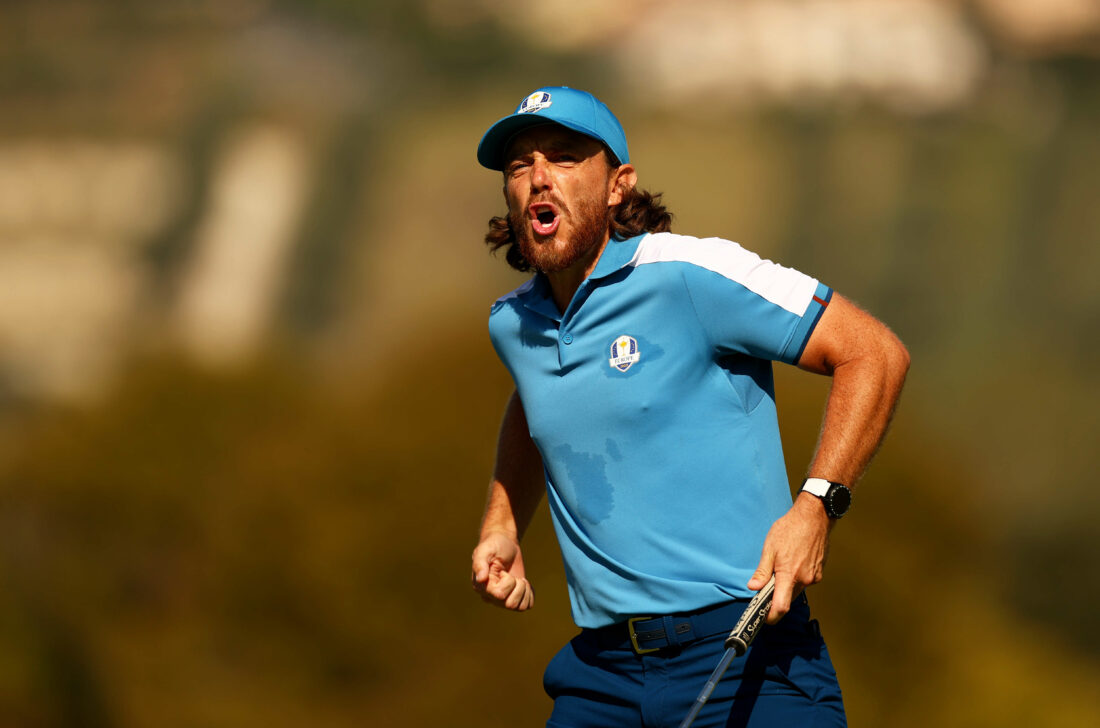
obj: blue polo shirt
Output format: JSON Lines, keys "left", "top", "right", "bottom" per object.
{"left": 489, "top": 232, "right": 832, "bottom": 629}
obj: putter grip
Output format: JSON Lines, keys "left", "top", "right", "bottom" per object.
{"left": 723, "top": 576, "right": 776, "bottom": 655}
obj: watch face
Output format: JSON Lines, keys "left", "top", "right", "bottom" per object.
{"left": 826, "top": 484, "right": 852, "bottom": 518}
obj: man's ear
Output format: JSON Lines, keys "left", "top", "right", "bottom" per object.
{"left": 608, "top": 164, "right": 638, "bottom": 206}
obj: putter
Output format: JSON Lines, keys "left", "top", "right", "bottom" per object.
{"left": 677, "top": 575, "right": 776, "bottom": 728}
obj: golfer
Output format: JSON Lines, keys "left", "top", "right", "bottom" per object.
{"left": 470, "top": 86, "right": 909, "bottom": 727}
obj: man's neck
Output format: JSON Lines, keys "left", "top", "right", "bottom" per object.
{"left": 544, "top": 235, "right": 610, "bottom": 314}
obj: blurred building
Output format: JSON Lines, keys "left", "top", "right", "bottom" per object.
{"left": 0, "top": 140, "right": 180, "bottom": 400}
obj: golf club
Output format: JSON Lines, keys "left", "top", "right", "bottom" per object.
{"left": 677, "top": 575, "right": 776, "bottom": 728}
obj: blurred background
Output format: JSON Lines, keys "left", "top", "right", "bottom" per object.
{"left": 0, "top": 0, "right": 1097, "bottom": 725}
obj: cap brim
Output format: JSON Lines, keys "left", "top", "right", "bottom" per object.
{"left": 477, "top": 114, "right": 618, "bottom": 171}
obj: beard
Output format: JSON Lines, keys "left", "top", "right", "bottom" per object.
{"left": 509, "top": 194, "right": 613, "bottom": 274}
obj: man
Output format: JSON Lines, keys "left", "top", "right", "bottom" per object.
{"left": 470, "top": 86, "right": 909, "bottom": 727}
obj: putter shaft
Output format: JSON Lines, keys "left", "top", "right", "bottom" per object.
{"left": 677, "top": 646, "right": 737, "bottom": 728}
{"left": 677, "top": 576, "right": 776, "bottom": 728}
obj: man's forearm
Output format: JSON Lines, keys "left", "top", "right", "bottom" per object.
{"left": 479, "top": 390, "right": 546, "bottom": 541}
{"left": 797, "top": 294, "right": 910, "bottom": 491}
{"left": 807, "top": 341, "right": 909, "bottom": 488}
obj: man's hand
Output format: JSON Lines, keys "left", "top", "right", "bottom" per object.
{"left": 747, "top": 493, "right": 831, "bottom": 624}
{"left": 471, "top": 531, "right": 535, "bottom": 611}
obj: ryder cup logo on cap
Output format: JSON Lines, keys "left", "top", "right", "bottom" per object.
{"left": 519, "top": 91, "right": 552, "bottom": 113}
{"left": 477, "top": 86, "right": 630, "bottom": 171}
{"left": 609, "top": 335, "right": 640, "bottom": 372}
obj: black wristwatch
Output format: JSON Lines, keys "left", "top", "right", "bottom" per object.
{"left": 800, "top": 478, "right": 852, "bottom": 520}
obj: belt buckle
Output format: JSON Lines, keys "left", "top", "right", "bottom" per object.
{"left": 627, "top": 616, "right": 661, "bottom": 655}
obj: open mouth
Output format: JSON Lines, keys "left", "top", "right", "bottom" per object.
{"left": 528, "top": 202, "right": 561, "bottom": 236}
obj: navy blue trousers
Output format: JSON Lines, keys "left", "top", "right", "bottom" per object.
{"left": 543, "top": 597, "right": 846, "bottom": 728}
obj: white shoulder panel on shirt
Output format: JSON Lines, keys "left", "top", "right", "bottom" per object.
{"left": 629, "top": 232, "right": 819, "bottom": 316}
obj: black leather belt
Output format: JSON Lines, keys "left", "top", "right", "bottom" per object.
{"left": 592, "top": 599, "right": 750, "bottom": 655}
{"left": 591, "top": 592, "right": 808, "bottom": 655}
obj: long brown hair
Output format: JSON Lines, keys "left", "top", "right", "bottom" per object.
{"left": 485, "top": 186, "right": 673, "bottom": 273}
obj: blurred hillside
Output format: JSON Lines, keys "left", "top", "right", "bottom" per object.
{"left": 1, "top": 1, "right": 1099, "bottom": 726}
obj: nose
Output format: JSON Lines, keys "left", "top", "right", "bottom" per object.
{"left": 530, "top": 156, "right": 552, "bottom": 191}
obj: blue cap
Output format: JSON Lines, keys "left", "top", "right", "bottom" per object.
{"left": 477, "top": 86, "right": 629, "bottom": 171}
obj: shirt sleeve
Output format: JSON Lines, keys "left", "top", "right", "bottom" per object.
{"left": 663, "top": 236, "right": 831, "bottom": 364}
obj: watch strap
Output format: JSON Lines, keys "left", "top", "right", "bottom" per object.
{"left": 801, "top": 477, "right": 832, "bottom": 498}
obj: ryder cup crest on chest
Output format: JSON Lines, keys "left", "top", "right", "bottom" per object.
{"left": 608, "top": 335, "right": 640, "bottom": 372}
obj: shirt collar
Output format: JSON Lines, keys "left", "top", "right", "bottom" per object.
{"left": 589, "top": 233, "right": 647, "bottom": 280}
{"left": 515, "top": 233, "right": 649, "bottom": 321}
{"left": 516, "top": 274, "right": 561, "bottom": 322}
